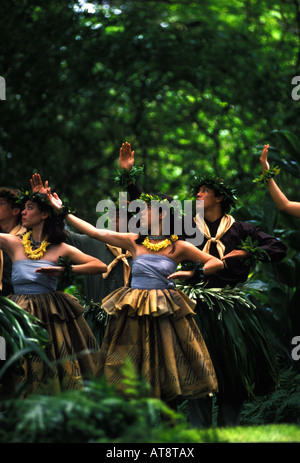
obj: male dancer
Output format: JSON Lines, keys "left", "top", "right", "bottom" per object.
{"left": 186, "top": 175, "right": 286, "bottom": 427}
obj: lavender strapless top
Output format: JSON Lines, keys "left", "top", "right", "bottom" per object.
{"left": 11, "top": 260, "right": 58, "bottom": 294}
{"left": 131, "top": 254, "right": 177, "bottom": 290}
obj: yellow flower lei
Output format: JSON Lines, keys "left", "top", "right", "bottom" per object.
{"left": 142, "top": 235, "right": 178, "bottom": 252}
{"left": 22, "top": 231, "right": 51, "bottom": 260}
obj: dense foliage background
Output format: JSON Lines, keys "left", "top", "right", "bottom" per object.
{"left": 1, "top": 0, "right": 300, "bottom": 356}
{"left": 1, "top": 0, "right": 300, "bottom": 213}
{"left": 1, "top": 0, "right": 300, "bottom": 442}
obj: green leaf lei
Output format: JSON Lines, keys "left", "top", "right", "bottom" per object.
{"left": 176, "top": 261, "right": 205, "bottom": 285}
{"left": 57, "top": 256, "right": 73, "bottom": 285}
{"left": 238, "top": 236, "right": 271, "bottom": 268}
{"left": 59, "top": 201, "right": 77, "bottom": 219}
{"left": 138, "top": 192, "right": 171, "bottom": 205}
{"left": 113, "top": 165, "right": 144, "bottom": 187}
{"left": 253, "top": 166, "right": 280, "bottom": 187}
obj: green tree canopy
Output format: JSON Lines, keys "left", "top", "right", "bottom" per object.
{"left": 1, "top": 0, "right": 300, "bottom": 220}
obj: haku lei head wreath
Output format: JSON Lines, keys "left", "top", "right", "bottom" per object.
{"left": 0, "top": 188, "right": 21, "bottom": 207}
{"left": 139, "top": 192, "right": 170, "bottom": 205}
{"left": 17, "top": 190, "right": 53, "bottom": 212}
{"left": 191, "top": 175, "right": 237, "bottom": 213}
{"left": 138, "top": 192, "right": 184, "bottom": 220}
{"left": 16, "top": 190, "right": 76, "bottom": 222}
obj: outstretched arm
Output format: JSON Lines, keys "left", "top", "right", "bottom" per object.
{"left": 260, "top": 144, "right": 300, "bottom": 218}
{"left": 47, "top": 189, "right": 137, "bottom": 253}
{"left": 0, "top": 234, "right": 22, "bottom": 261}
{"left": 66, "top": 213, "right": 136, "bottom": 250}
{"left": 36, "top": 243, "right": 108, "bottom": 276}
{"left": 168, "top": 241, "right": 224, "bottom": 280}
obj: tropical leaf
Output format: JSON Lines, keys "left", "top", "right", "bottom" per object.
{"left": 0, "top": 295, "right": 50, "bottom": 378}
{"left": 177, "top": 281, "right": 259, "bottom": 321}
{"left": 271, "top": 130, "right": 300, "bottom": 163}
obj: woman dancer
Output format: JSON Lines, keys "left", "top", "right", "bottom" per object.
{"left": 47, "top": 189, "right": 224, "bottom": 405}
{"left": 260, "top": 144, "right": 300, "bottom": 218}
{"left": 0, "top": 191, "right": 107, "bottom": 395}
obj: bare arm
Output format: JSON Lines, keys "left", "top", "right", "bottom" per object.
{"left": 36, "top": 243, "right": 108, "bottom": 276}
{"left": 46, "top": 188, "right": 137, "bottom": 252}
{"left": 168, "top": 241, "right": 224, "bottom": 280}
{"left": 0, "top": 234, "right": 22, "bottom": 261}
{"left": 65, "top": 214, "right": 136, "bottom": 252}
{"left": 260, "top": 144, "right": 300, "bottom": 218}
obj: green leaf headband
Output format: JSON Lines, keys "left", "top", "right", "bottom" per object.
{"left": 0, "top": 188, "right": 20, "bottom": 206}
{"left": 16, "top": 190, "right": 54, "bottom": 214}
{"left": 191, "top": 175, "right": 237, "bottom": 208}
{"left": 137, "top": 193, "right": 184, "bottom": 219}
{"left": 138, "top": 193, "right": 167, "bottom": 204}
{"left": 16, "top": 190, "right": 76, "bottom": 222}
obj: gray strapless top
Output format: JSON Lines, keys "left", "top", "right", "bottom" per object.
{"left": 11, "top": 260, "right": 58, "bottom": 294}
{"left": 131, "top": 254, "right": 177, "bottom": 290}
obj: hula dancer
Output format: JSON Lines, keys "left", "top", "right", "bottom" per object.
{"left": 30, "top": 174, "right": 133, "bottom": 346}
{"left": 0, "top": 191, "right": 107, "bottom": 396}
{"left": 47, "top": 187, "right": 224, "bottom": 405}
{"left": 116, "top": 141, "right": 287, "bottom": 427}
{"left": 186, "top": 175, "right": 287, "bottom": 427}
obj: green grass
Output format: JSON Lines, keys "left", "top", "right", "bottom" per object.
{"left": 193, "top": 424, "right": 300, "bottom": 443}
{"left": 1, "top": 362, "right": 299, "bottom": 444}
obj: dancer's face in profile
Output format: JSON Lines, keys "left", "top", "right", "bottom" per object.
{"left": 196, "top": 186, "right": 223, "bottom": 211}
{"left": 140, "top": 204, "right": 151, "bottom": 230}
{"left": 21, "top": 201, "right": 48, "bottom": 229}
{"left": 0, "top": 197, "right": 16, "bottom": 223}
{"left": 140, "top": 203, "right": 163, "bottom": 234}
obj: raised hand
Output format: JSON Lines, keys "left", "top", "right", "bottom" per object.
{"left": 30, "top": 173, "right": 49, "bottom": 194}
{"left": 46, "top": 187, "right": 63, "bottom": 211}
{"left": 260, "top": 144, "right": 270, "bottom": 174}
{"left": 119, "top": 142, "right": 135, "bottom": 171}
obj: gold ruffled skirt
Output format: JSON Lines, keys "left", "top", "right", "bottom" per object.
{"left": 99, "top": 287, "right": 218, "bottom": 403}
{"left": 7, "top": 292, "right": 101, "bottom": 395}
